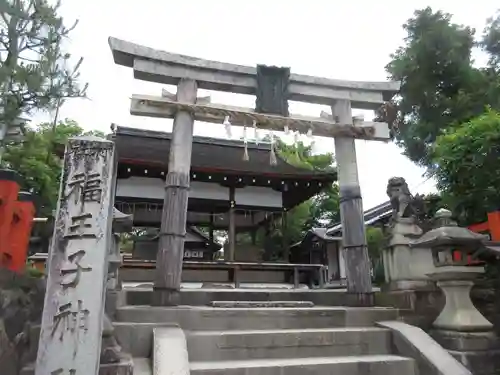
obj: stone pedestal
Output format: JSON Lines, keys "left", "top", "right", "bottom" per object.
{"left": 105, "top": 233, "right": 124, "bottom": 318}
{"left": 429, "top": 267, "right": 500, "bottom": 375}
{"left": 431, "top": 268, "right": 492, "bottom": 332}
{"left": 106, "top": 209, "right": 132, "bottom": 318}
{"left": 431, "top": 330, "right": 500, "bottom": 375}
{"left": 382, "top": 217, "right": 435, "bottom": 291}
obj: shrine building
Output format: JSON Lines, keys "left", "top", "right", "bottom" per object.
{"left": 112, "top": 125, "right": 336, "bottom": 265}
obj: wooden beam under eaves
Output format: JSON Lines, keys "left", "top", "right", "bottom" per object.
{"left": 130, "top": 94, "right": 391, "bottom": 141}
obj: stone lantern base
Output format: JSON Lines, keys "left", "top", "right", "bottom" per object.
{"left": 428, "top": 267, "right": 500, "bottom": 374}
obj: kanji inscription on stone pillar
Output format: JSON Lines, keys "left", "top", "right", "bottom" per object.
{"left": 35, "top": 136, "right": 115, "bottom": 375}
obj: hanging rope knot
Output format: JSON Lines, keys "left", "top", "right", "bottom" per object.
{"left": 224, "top": 115, "right": 232, "bottom": 138}
{"left": 242, "top": 123, "right": 249, "bottom": 161}
{"left": 269, "top": 131, "right": 277, "bottom": 166}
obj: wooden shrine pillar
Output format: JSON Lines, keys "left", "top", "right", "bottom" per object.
{"left": 6, "top": 192, "right": 36, "bottom": 272}
{"left": 282, "top": 209, "right": 289, "bottom": 262}
{"left": 228, "top": 186, "right": 236, "bottom": 261}
{"left": 209, "top": 212, "right": 214, "bottom": 243}
{"left": 0, "top": 169, "right": 20, "bottom": 262}
{"left": 153, "top": 79, "right": 197, "bottom": 306}
{"left": 332, "top": 100, "right": 373, "bottom": 306}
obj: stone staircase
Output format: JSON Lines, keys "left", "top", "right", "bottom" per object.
{"left": 185, "top": 327, "right": 412, "bottom": 374}
{"left": 23, "top": 290, "right": 422, "bottom": 374}
{"left": 114, "top": 300, "right": 416, "bottom": 374}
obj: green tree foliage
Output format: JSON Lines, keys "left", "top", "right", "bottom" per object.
{"left": 366, "top": 226, "right": 384, "bottom": 261}
{"left": 276, "top": 139, "right": 339, "bottom": 227}
{"left": 276, "top": 139, "right": 339, "bottom": 233}
{"left": 483, "top": 11, "right": 500, "bottom": 69}
{"left": 432, "top": 109, "right": 500, "bottom": 224}
{"left": 0, "top": 0, "right": 87, "bottom": 127}
{"left": 385, "top": 7, "right": 500, "bottom": 169}
{"left": 366, "top": 226, "right": 385, "bottom": 284}
{"left": 1, "top": 119, "right": 104, "bottom": 215}
{"left": 237, "top": 139, "right": 339, "bottom": 259}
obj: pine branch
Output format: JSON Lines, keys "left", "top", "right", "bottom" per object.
{"left": 0, "top": 0, "right": 88, "bottom": 126}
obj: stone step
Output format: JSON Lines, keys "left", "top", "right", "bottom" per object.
{"left": 186, "top": 327, "right": 392, "bottom": 361}
{"left": 189, "top": 355, "right": 417, "bottom": 375}
{"left": 124, "top": 288, "right": 355, "bottom": 306}
{"left": 208, "top": 300, "right": 314, "bottom": 308}
{"left": 116, "top": 306, "right": 399, "bottom": 330}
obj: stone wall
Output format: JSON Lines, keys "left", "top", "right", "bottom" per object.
{"left": 0, "top": 268, "right": 45, "bottom": 375}
{"left": 472, "top": 261, "right": 500, "bottom": 336}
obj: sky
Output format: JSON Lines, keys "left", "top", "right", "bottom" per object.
{"left": 32, "top": 0, "right": 500, "bottom": 209}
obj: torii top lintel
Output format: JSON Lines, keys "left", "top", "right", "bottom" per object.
{"left": 108, "top": 37, "right": 400, "bottom": 110}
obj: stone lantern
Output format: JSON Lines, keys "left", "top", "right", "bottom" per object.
{"left": 100, "top": 208, "right": 134, "bottom": 365}
{"left": 411, "top": 208, "right": 499, "bottom": 373}
{"left": 106, "top": 207, "right": 133, "bottom": 317}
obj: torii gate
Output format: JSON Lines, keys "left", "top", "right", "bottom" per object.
{"left": 108, "top": 37, "right": 400, "bottom": 306}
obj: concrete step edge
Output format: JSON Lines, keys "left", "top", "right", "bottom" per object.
{"left": 208, "top": 300, "right": 315, "bottom": 308}
{"left": 186, "top": 327, "right": 389, "bottom": 336}
{"left": 113, "top": 321, "right": 179, "bottom": 327}
{"left": 117, "top": 305, "right": 397, "bottom": 312}
{"left": 189, "top": 355, "right": 414, "bottom": 370}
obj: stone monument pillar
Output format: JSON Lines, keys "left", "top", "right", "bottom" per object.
{"left": 382, "top": 177, "right": 435, "bottom": 291}
{"left": 35, "top": 136, "right": 120, "bottom": 375}
{"left": 416, "top": 209, "right": 500, "bottom": 374}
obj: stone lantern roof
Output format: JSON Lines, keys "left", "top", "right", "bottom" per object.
{"left": 410, "top": 209, "right": 488, "bottom": 250}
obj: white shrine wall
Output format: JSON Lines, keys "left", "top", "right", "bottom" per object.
{"left": 120, "top": 207, "right": 269, "bottom": 227}
{"left": 234, "top": 186, "right": 282, "bottom": 208}
{"left": 339, "top": 245, "right": 347, "bottom": 280}
{"left": 325, "top": 240, "right": 347, "bottom": 282}
{"left": 188, "top": 211, "right": 268, "bottom": 227}
{"left": 116, "top": 176, "right": 283, "bottom": 208}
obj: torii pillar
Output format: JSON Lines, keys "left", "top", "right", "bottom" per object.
{"left": 152, "top": 80, "right": 210, "bottom": 306}
{"left": 332, "top": 101, "right": 373, "bottom": 306}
